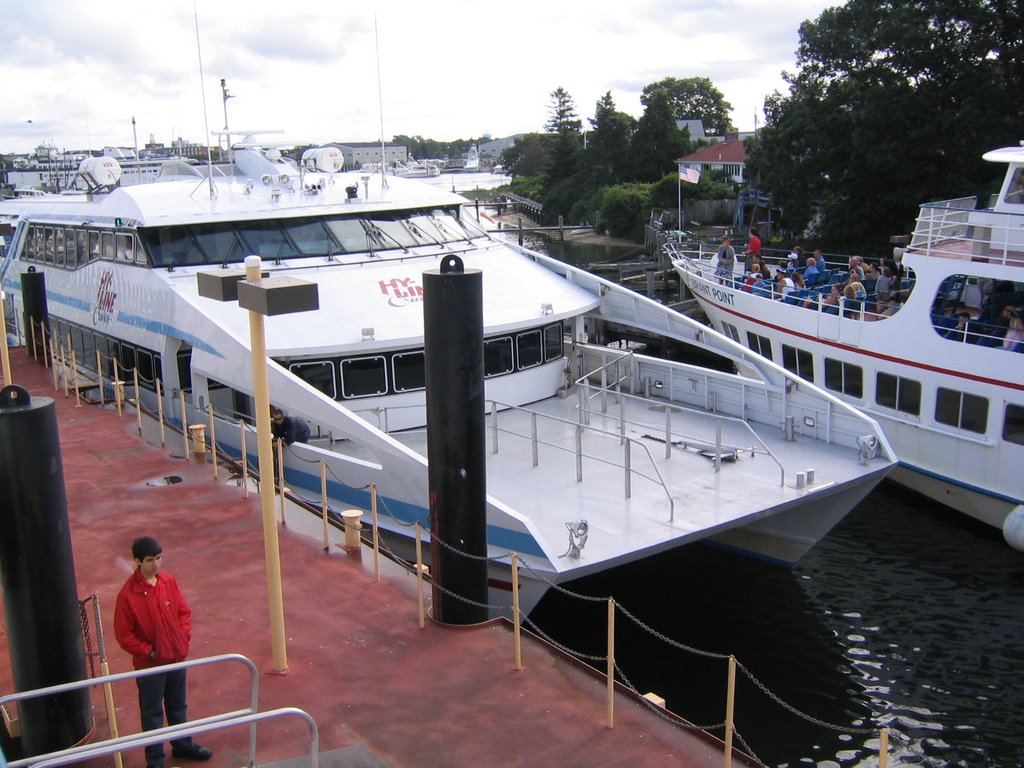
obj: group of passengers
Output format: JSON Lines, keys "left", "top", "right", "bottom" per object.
{"left": 716, "top": 232, "right": 913, "bottom": 321}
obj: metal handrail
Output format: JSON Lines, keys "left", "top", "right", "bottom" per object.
{"left": 2, "top": 654, "right": 260, "bottom": 768}
{"left": 27, "top": 708, "right": 319, "bottom": 768}
{"left": 578, "top": 381, "right": 786, "bottom": 488}
{"left": 487, "top": 399, "right": 675, "bottom": 520}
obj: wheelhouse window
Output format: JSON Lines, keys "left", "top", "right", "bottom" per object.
{"left": 484, "top": 337, "right": 514, "bottom": 376}
{"left": 721, "top": 322, "right": 741, "bottom": 343}
{"left": 341, "top": 356, "right": 387, "bottom": 398}
{"left": 516, "top": 330, "right": 543, "bottom": 369}
{"left": 746, "top": 332, "right": 772, "bottom": 360}
{"left": 824, "top": 358, "right": 863, "bottom": 398}
{"left": 935, "top": 387, "right": 988, "bottom": 434}
{"left": 543, "top": 324, "right": 564, "bottom": 362}
{"left": 875, "top": 373, "right": 921, "bottom": 416}
{"left": 782, "top": 345, "right": 813, "bottom": 380}
{"left": 1004, "top": 404, "right": 1024, "bottom": 446}
{"left": 290, "top": 361, "right": 337, "bottom": 399}
{"left": 392, "top": 351, "right": 425, "bottom": 392}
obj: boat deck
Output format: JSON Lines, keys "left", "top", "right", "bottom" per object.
{"left": 395, "top": 387, "right": 883, "bottom": 575}
{"left": 0, "top": 351, "right": 748, "bottom": 768}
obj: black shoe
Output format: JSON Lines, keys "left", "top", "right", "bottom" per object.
{"left": 171, "top": 745, "right": 213, "bottom": 761}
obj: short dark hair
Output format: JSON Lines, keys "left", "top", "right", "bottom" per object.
{"left": 132, "top": 536, "right": 162, "bottom": 561}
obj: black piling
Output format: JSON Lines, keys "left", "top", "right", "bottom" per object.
{"left": 0, "top": 385, "right": 93, "bottom": 757}
{"left": 423, "top": 255, "right": 489, "bottom": 624}
{"left": 20, "top": 268, "right": 48, "bottom": 357}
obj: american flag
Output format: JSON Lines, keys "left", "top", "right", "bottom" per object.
{"left": 678, "top": 167, "right": 701, "bottom": 184}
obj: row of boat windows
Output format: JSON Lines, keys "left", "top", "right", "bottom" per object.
{"left": 283, "top": 323, "right": 565, "bottom": 400}
{"left": 732, "top": 323, "right": 1023, "bottom": 445}
{"left": 17, "top": 207, "right": 487, "bottom": 270}
{"left": 21, "top": 225, "right": 143, "bottom": 267}
{"left": 49, "top": 316, "right": 164, "bottom": 388}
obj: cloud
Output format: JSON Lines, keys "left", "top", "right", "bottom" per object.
{"left": 0, "top": 0, "right": 840, "bottom": 153}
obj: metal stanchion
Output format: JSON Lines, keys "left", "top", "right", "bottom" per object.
{"left": 371, "top": 484, "right": 380, "bottom": 581}
{"left": 512, "top": 554, "right": 522, "bottom": 671}
{"left": 724, "top": 655, "right": 736, "bottom": 768}
{"left": 156, "top": 379, "right": 166, "bottom": 447}
{"left": 607, "top": 598, "right": 615, "bottom": 728}
{"left": 320, "top": 460, "right": 329, "bottom": 551}
{"left": 207, "top": 405, "right": 218, "bottom": 480}
{"left": 276, "top": 438, "right": 286, "bottom": 524}
{"left": 96, "top": 351, "right": 104, "bottom": 405}
{"left": 415, "top": 523, "right": 425, "bottom": 629}
{"left": 239, "top": 421, "right": 249, "bottom": 498}
{"left": 180, "top": 391, "right": 189, "bottom": 461}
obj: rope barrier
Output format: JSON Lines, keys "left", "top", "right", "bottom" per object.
{"left": 108, "top": 377, "right": 897, "bottom": 767}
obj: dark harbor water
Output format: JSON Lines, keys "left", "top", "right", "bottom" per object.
{"left": 529, "top": 481, "right": 1024, "bottom": 767}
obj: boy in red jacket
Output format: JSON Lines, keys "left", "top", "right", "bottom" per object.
{"left": 114, "top": 537, "right": 212, "bottom": 768}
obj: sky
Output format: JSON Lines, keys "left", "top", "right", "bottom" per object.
{"left": 0, "top": 0, "right": 841, "bottom": 155}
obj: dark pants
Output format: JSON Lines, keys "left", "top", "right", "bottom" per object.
{"left": 137, "top": 668, "right": 195, "bottom": 768}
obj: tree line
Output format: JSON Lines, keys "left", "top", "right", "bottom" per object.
{"left": 481, "top": 0, "right": 1023, "bottom": 256}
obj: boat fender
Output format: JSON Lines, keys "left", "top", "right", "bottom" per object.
{"left": 1002, "top": 505, "right": 1024, "bottom": 552}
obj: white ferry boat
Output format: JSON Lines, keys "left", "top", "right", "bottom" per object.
{"left": 672, "top": 145, "right": 1024, "bottom": 550}
{"left": 0, "top": 138, "right": 894, "bottom": 612}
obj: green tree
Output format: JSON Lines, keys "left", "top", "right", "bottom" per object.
{"left": 502, "top": 134, "right": 547, "bottom": 178}
{"left": 542, "top": 87, "right": 585, "bottom": 221}
{"left": 642, "top": 77, "right": 734, "bottom": 135}
{"left": 750, "top": 0, "right": 1024, "bottom": 253}
{"left": 628, "top": 89, "right": 690, "bottom": 183}
{"left": 583, "top": 92, "right": 636, "bottom": 187}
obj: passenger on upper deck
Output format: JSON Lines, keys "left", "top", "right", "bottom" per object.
{"left": 803, "top": 257, "right": 821, "bottom": 281}
{"left": 714, "top": 236, "right": 736, "bottom": 284}
{"left": 775, "top": 269, "right": 795, "bottom": 299}
{"left": 848, "top": 256, "right": 866, "bottom": 282}
{"left": 743, "top": 228, "right": 762, "bottom": 265}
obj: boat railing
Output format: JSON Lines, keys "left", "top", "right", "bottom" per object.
{"left": 486, "top": 398, "right": 676, "bottom": 521}
{"left": 574, "top": 344, "right": 786, "bottom": 485}
{"left": 912, "top": 197, "right": 1024, "bottom": 266}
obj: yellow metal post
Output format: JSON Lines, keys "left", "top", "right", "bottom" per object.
{"left": 512, "top": 554, "right": 522, "bottom": 671}
{"left": 0, "top": 291, "right": 11, "bottom": 387}
{"left": 320, "top": 461, "right": 329, "bottom": 551}
{"left": 879, "top": 727, "right": 890, "bottom": 768}
{"left": 246, "top": 255, "right": 288, "bottom": 673}
{"left": 607, "top": 598, "right": 615, "bottom": 728}
{"left": 724, "top": 655, "right": 736, "bottom": 768}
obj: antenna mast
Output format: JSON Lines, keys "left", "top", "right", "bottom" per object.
{"left": 375, "top": 13, "right": 388, "bottom": 190}
{"left": 193, "top": 1, "right": 216, "bottom": 199}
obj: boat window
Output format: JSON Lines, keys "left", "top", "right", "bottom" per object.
{"left": 136, "top": 349, "right": 157, "bottom": 385}
{"left": 88, "top": 231, "right": 101, "bottom": 262}
{"left": 236, "top": 221, "right": 299, "bottom": 261}
{"left": 484, "top": 337, "right": 514, "bottom": 376}
{"left": 323, "top": 218, "right": 369, "bottom": 253}
{"left": 393, "top": 351, "right": 425, "bottom": 392}
{"left": 824, "top": 358, "right": 863, "bottom": 398}
{"left": 364, "top": 217, "right": 419, "bottom": 250}
{"left": 1003, "top": 403, "right": 1024, "bottom": 445}
{"left": 190, "top": 223, "right": 247, "bottom": 265}
{"left": 115, "top": 233, "right": 135, "bottom": 263}
{"left": 935, "top": 387, "right": 988, "bottom": 434}
{"left": 746, "top": 332, "right": 773, "bottom": 361}
{"left": 782, "top": 345, "right": 813, "bottom": 380}
{"left": 286, "top": 221, "right": 338, "bottom": 256}
{"left": 55, "top": 229, "right": 66, "bottom": 267}
{"left": 341, "top": 356, "right": 388, "bottom": 398}
{"left": 875, "top": 372, "right": 921, "bottom": 416}
{"left": 1005, "top": 168, "right": 1024, "bottom": 205}
{"left": 118, "top": 344, "right": 137, "bottom": 373}
{"left": 516, "top": 330, "right": 543, "bottom": 369}
{"left": 81, "top": 329, "right": 97, "bottom": 368}
{"left": 100, "top": 232, "right": 115, "bottom": 261}
{"left": 177, "top": 347, "right": 193, "bottom": 392}
{"left": 290, "top": 361, "right": 337, "bottom": 399}
{"left": 543, "top": 324, "right": 564, "bottom": 362}
{"left": 43, "top": 228, "right": 55, "bottom": 263}
{"left": 76, "top": 230, "right": 89, "bottom": 267}
{"left": 721, "top": 323, "right": 741, "bottom": 344}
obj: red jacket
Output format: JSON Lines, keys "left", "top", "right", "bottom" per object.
{"left": 114, "top": 569, "right": 192, "bottom": 669}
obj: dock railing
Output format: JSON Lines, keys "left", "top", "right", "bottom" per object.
{"left": 0, "top": 654, "right": 310, "bottom": 768}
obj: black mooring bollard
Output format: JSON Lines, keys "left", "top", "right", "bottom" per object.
{"left": 0, "top": 385, "right": 93, "bottom": 757}
{"left": 423, "top": 255, "right": 489, "bottom": 624}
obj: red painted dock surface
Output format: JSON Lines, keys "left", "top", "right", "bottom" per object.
{"left": 0, "top": 350, "right": 749, "bottom": 768}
